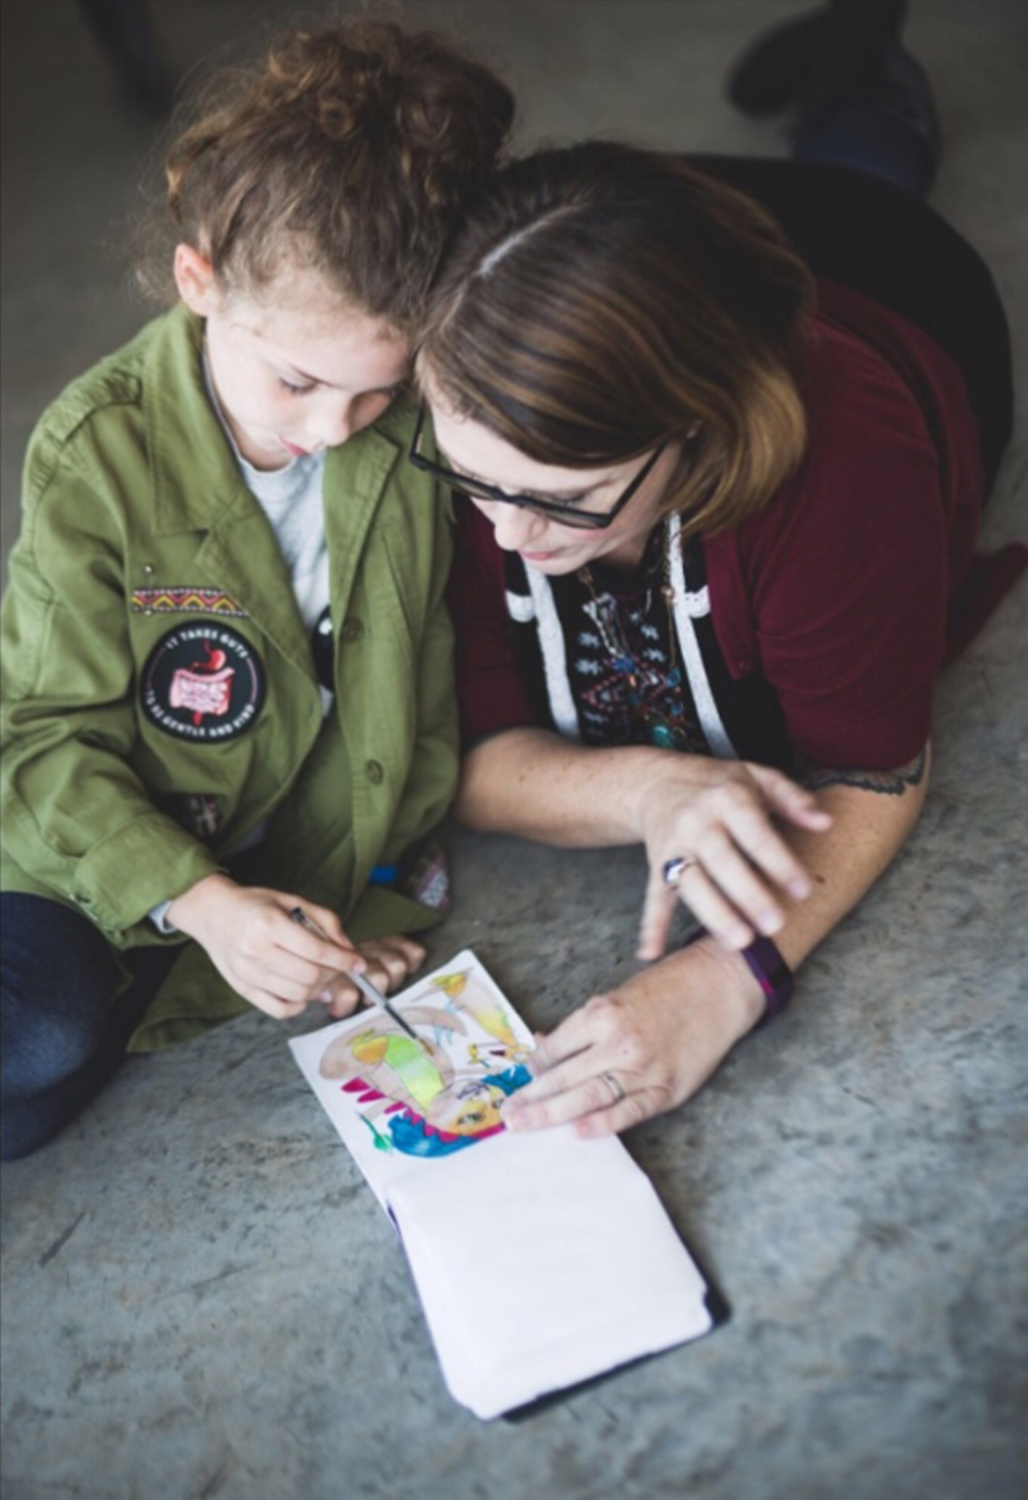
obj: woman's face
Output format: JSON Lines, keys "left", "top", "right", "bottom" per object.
{"left": 427, "top": 397, "right": 680, "bottom": 573}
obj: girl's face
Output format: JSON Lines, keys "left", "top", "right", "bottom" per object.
{"left": 175, "top": 246, "right": 410, "bottom": 471}
{"left": 427, "top": 394, "right": 679, "bottom": 573}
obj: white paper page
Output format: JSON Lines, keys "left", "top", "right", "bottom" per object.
{"left": 389, "top": 1127, "right": 715, "bottom": 1419}
{"left": 289, "top": 950, "right": 536, "bottom": 1210}
{"left": 291, "top": 947, "right": 719, "bottom": 1418}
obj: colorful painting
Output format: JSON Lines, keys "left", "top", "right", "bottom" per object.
{"left": 290, "top": 951, "right": 535, "bottom": 1206}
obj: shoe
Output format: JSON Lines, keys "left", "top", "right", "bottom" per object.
{"left": 793, "top": 42, "right": 941, "bottom": 196}
{"left": 727, "top": 0, "right": 910, "bottom": 117}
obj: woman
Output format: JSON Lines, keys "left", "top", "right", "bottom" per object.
{"left": 410, "top": 138, "right": 1019, "bottom": 1137}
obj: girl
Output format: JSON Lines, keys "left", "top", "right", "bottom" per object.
{"left": 412, "top": 139, "right": 1020, "bottom": 1137}
{"left": 0, "top": 20, "right": 514, "bottom": 1159}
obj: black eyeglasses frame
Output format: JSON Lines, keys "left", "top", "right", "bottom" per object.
{"left": 407, "top": 403, "right": 667, "bottom": 532}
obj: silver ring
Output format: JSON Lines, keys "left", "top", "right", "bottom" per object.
{"left": 600, "top": 1071, "right": 626, "bottom": 1105}
{"left": 662, "top": 855, "right": 695, "bottom": 886}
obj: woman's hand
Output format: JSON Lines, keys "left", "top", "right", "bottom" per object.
{"left": 458, "top": 730, "right": 830, "bottom": 960}
{"left": 501, "top": 940, "right": 764, "bottom": 1138}
{"left": 636, "top": 759, "right": 832, "bottom": 959}
{"left": 167, "top": 874, "right": 366, "bottom": 1020}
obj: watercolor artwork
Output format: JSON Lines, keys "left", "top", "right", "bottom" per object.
{"left": 291, "top": 948, "right": 722, "bottom": 1419}
{"left": 289, "top": 949, "right": 535, "bottom": 1208}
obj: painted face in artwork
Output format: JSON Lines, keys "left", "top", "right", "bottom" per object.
{"left": 318, "top": 973, "right": 533, "bottom": 1157}
{"left": 426, "top": 1078, "right": 506, "bottom": 1135}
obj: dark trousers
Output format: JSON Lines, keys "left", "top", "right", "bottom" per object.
{"left": 1, "top": 894, "right": 180, "bottom": 1159}
{"left": 689, "top": 154, "right": 1012, "bottom": 489}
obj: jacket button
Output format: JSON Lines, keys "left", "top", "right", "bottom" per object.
{"left": 366, "top": 760, "right": 384, "bottom": 785}
{"left": 341, "top": 619, "right": 365, "bottom": 643}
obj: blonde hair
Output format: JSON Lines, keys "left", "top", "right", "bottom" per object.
{"left": 146, "top": 18, "right": 514, "bottom": 330}
{"left": 420, "top": 142, "right": 815, "bottom": 535}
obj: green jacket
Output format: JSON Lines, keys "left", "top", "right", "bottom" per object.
{"left": 1, "top": 307, "right": 458, "bottom": 1049}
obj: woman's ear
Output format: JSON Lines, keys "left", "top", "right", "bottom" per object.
{"left": 173, "top": 243, "right": 218, "bottom": 316}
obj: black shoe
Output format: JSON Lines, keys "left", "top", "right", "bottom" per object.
{"left": 727, "top": 0, "right": 910, "bottom": 117}
{"left": 793, "top": 41, "right": 941, "bottom": 196}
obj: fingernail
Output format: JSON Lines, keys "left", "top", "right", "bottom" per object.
{"left": 728, "top": 924, "right": 752, "bottom": 949}
{"left": 502, "top": 1109, "right": 525, "bottom": 1132}
{"left": 789, "top": 878, "right": 810, "bottom": 899}
{"left": 758, "top": 910, "right": 783, "bottom": 935}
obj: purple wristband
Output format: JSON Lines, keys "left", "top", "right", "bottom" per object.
{"left": 740, "top": 935, "right": 794, "bottom": 1029}
{"left": 680, "top": 927, "right": 794, "bottom": 1030}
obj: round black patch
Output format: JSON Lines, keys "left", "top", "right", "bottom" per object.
{"left": 141, "top": 623, "right": 266, "bottom": 742}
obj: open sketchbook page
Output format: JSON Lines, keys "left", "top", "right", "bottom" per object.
{"left": 289, "top": 950, "right": 536, "bottom": 1210}
{"left": 290, "top": 950, "right": 722, "bottom": 1418}
{"left": 388, "top": 1127, "right": 718, "bottom": 1419}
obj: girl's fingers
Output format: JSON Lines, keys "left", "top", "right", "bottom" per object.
{"left": 302, "top": 901, "right": 357, "bottom": 947}
{"left": 262, "top": 945, "right": 338, "bottom": 999}
{"left": 247, "top": 987, "right": 309, "bottom": 1020}
{"left": 322, "top": 982, "right": 363, "bottom": 1019}
{"left": 359, "top": 936, "right": 427, "bottom": 991}
{"left": 385, "top": 936, "right": 428, "bottom": 966}
{"left": 318, "top": 935, "right": 428, "bottom": 1015}
{"left": 282, "top": 904, "right": 365, "bottom": 972}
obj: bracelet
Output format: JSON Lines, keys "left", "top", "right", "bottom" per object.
{"left": 680, "top": 927, "right": 795, "bottom": 1029}
{"left": 740, "top": 935, "right": 794, "bottom": 1029}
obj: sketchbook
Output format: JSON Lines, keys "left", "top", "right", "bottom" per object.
{"left": 289, "top": 949, "right": 724, "bottom": 1419}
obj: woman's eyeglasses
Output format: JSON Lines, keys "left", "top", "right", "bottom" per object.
{"left": 407, "top": 403, "right": 666, "bottom": 531}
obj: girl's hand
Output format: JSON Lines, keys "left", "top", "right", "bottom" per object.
{"left": 637, "top": 759, "right": 832, "bottom": 959}
{"left": 166, "top": 874, "right": 364, "bottom": 1020}
{"left": 317, "top": 934, "right": 427, "bottom": 1018}
{"left": 501, "top": 941, "right": 764, "bottom": 1138}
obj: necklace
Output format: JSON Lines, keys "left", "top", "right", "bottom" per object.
{"left": 577, "top": 523, "right": 691, "bottom": 750}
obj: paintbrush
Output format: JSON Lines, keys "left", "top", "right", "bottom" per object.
{"left": 289, "top": 906, "right": 421, "bottom": 1041}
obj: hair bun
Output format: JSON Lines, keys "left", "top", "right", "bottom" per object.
{"left": 265, "top": 28, "right": 404, "bottom": 139}
{"left": 154, "top": 18, "right": 514, "bottom": 326}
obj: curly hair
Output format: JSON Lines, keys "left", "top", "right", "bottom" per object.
{"left": 151, "top": 18, "right": 514, "bottom": 330}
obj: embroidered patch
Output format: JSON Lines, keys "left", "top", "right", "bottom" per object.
{"left": 161, "top": 793, "right": 223, "bottom": 839}
{"left": 131, "top": 587, "right": 246, "bottom": 616}
{"left": 141, "top": 624, "right": 266, "bottom": 742}
{"left": 397, "top": 837, "right": 453, "bottom": 914}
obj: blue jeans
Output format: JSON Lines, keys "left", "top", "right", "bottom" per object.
{"left": 1, "top": 894, "right": 181, "bottom": 1159}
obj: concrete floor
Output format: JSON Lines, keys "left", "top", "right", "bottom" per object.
{"left": 2, "top": 1, "right": 1027, "bottom": 1497}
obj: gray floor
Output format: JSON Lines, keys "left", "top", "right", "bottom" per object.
{"left": 2, "top": 2, "right": 1027, "bottom": 1497}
